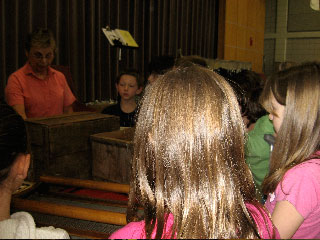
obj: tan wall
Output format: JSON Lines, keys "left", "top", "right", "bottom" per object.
{"left": 218, "top": 0, "right": 266, "bottom": 73}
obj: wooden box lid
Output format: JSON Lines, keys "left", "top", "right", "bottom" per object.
{"left": 91, "top": 127, "right": 134, "bottom": 145}
{"left": 25, "top": 112, "right": 115, "bottom": 126}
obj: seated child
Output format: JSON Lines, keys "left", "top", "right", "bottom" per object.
{"left": 0, "top": 101, "right": 69, "bottom": 239}
{"left": 261, "top": 61, "right": 320, "bottom": 239}
{"left": 235, "top": 70, "right": 273, "bottom": 201}
{"left": 109, "top": 64, "right": 279, "bottom": 239}
{"left": 215, "top": 68, "right": 272, "bottom": 201}
{"left": 246, "top": 114, "right": 274, "bottom": 201}
{"left": 102, "top": 70, "right": 143, "bottom": 127}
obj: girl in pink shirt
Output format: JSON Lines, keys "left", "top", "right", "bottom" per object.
{"left": 110, "top": 64, "right": 278, "bottom": 239}
{"left": 260, "top": 61, "right": 320, "bottom": 238}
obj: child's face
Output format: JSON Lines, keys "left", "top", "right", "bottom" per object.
{"left": 116, "top": 74, "right": 142, "bottom": 101}
{"left": 269, "top": 93, "right": 285, "bottom": 134}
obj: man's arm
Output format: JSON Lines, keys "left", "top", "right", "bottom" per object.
{"left": 12, "top": 104, "right": 27, "bottom": 120}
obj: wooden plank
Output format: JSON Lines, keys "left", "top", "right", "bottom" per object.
{"left": 42, "top": 189, "right": 128, "bottom": 208}
{"left": 90, "top": 127, "right": 134, "bottom": 145}
{"left": 26, "top": 112, "right": 117, "bottom": 126}
{"left": 39, "top": 175, "right": 130, "bottom": 194}
{"left": 12, "top": 198, "right": 127, "bottom": 226}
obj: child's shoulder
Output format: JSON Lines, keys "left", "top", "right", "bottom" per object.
{"left": 282, "top": 158, "right": 320, "bottom": 188}
{"left": 109, "top": 221, "right": 146, "bottom": 239}
{"left": 290, "top": 158, "right": 320, "bottom": 173}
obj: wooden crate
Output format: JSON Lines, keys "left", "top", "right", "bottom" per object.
{"left": 26, "top": 112, "right": 120, "bottom": 180}
{"left": 91, "top": 127, "right": 134, "bottom": 184}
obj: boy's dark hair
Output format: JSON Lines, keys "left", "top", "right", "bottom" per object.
{"left": 148, "top": 55, "right": 175, "bottom": 75}
{"left": 0, "top": 101, "right": 27, "bottom": 180}
{"left": 236, "top": 69, "right": 262, "bottom": 92}
{"left": 116, "top": 69, "right": 143, "bottom": 88}
{"left": 214, "top": 68, "right": 245, "bottom": 111}
{"left": 235, "top": 70, "right": 266, "bottom": 124}
{"left": 215, "top": 68, "right": 266, "bottom": 126}
{"left": 25, "top": 28, "right": 56, "bottom": 52}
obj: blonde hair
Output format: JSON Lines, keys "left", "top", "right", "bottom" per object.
{"left": 260, "top": 61, "right": 320, "bottom": 194}
{"left": 128, "top": 64, "right": 271, "bottom": 238}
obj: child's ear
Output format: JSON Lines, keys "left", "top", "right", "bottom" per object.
{"left": 115, "top": 83, "right": 119, "bottom": 92}
{"left": 136, "top": 87, "right": 143, "bottom": 95}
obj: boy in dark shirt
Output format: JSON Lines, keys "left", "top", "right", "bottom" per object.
{"left": 102, "top": 70, "right": 143, "bottom": 127}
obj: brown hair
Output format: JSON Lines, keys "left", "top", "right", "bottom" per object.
{"left": 260, "top": 61, "right": 320, "bottom": 195}
{"left": 25, "top": 28, "right": 56, "bottom": 52}
{"left": 116, "top": 69, "right": 143, "bottom": 88}
{"left": 128, "top": 64, "right": 272, "bottom": 238}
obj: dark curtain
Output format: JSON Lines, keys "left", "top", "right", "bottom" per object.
{"left": 0, "top": 0, "right": 219, "bottom": 102}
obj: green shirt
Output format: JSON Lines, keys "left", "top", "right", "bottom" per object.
{"left": 245, "top": 115, "right": 274, "bottom": 198}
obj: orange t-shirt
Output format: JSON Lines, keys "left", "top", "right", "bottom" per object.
{"left": 5, "top": 63, "right": 76, "bottom": 118}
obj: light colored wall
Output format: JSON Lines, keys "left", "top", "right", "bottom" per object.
{"left": 220, "top": 0, "right": 266, "bottom": 73}
{"left": 264, "top": 0, "right": 320, "bottom": 75}
{"left": 286, "top": 38, "right": 320, "bottom": 63}
{"left": 264, "top": 39, "right": 276, "bottom": 75}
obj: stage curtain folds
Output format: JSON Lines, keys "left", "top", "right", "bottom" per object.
{"left": 0, "top": 0, "right": 219, "bottom": 102}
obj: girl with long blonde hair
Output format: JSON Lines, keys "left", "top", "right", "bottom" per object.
{"left": 110, "top": 64, "right": 276, "bottom": 239}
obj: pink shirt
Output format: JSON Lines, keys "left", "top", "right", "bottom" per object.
{"left": 109, "top": 203, "right": 279, "bottom": 239}
{"left": 5, "top": 63, "right": 76, "bottom": 118}
{"left": 265, "top": 158, "right": 320, "bottom": 239}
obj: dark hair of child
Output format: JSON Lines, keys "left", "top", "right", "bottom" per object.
{"left": 0, "top": 101, "right": 27, "bottom": 181}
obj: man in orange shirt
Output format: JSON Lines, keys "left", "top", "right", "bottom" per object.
{"left": 5, "top": 28, "right": 75, "bottom": 119}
